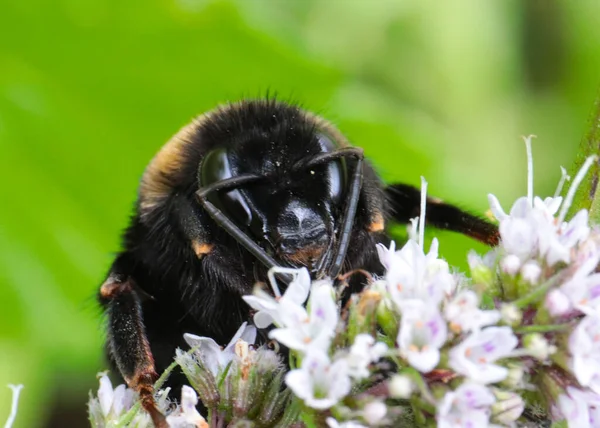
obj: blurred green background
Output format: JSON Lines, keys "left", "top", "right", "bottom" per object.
{"left": 1, "top": 0, "right": 599, "bottom": 426}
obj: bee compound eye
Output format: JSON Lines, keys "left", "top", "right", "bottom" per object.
{"left": 200, "top": 148, "right": 253, "bottom": 228}
{"left": 199, "top": 148, "right": 269, "bottom": 241}
{"left": 316, "top": 134, "right": 347, "bottom": 205}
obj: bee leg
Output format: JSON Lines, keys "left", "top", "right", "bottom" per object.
{"left": 99, "top": 273, "right": 168, "bottom": 428}
{"left": 385, "top": 183, "right": 500, "bottom": 246}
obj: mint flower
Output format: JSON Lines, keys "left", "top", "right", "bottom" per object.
{"left": 345, "top": 334, "right": 388, "bottom": 380}
{"left": 398, "top": 304, "right": 447, "bottom": 373}
{"left": 166, "top": 386, "right": 208, "bottom": 428}
{"left": 95, "top": 373, "right": 135, "bottom": 420}
{"left": 569, "top": 314, "right": 600, "bottom": 394}
{"left": 285, "top": 348, "right": 351, "bottom": 409}
{"left": 557, "top": 386, "right": 600, "bottom": 427}
{"left": 87, "top": 134, "right": 600, "bottom": 427}
{"left": 242, "top": 267, "right": 311, "bottom": 328}
{"left": 449, "top": 326, "right": 518, "bottom": 384}
{"left": 377, "top": 238, "right": 455, "bottom": 312}
{"left": 444, "top": 289, "right": 500, "bottom": 333}
{"left": 559, "top": 254, "right": 600, "bottom": 316}
{"left": 268, "top": 282, "right": 338, "bottom": 353}
{"left": 183, "top": 321, "right": 257, "bottom": 377}
{"left": 437, "top": 382, "right": 495, "bottom": 428}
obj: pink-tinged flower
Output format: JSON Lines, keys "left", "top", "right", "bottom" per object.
{"left": 533, "top": 195, "right": 562, "bottom": 218}
{"left": 398, "top": 305, "right": 447, "bottom": 373}
{"left": 569, "top": 315, "right": 600, "bottom": 394}
{"left": 285, "top": 348, "right": 351, "bottom": 410}
{"left": 242, "top": 267, "right": 311, "bottom": 328}
{"left": 184, "top": 322, "right": 257, "bottom": 376}
{"left": 557, "top": 386, "right": 600, "bottom": 428}
{"left": 540, "top": 209, "right": 590, "bottom": 267}
{"left": 449, "top": 326, "right": 518, "bottom": 384}
{"left": 545, "top": 288, "right": 572, "bottom": 317}
{"left": 166, "top": 386, "right": 209, "bottom": 428}
{"left": 269, "top": 283, "right": 338, "bottom": 353}
{"left": 376, "top": 239, "right": 456, "bottom": 312}
{"left": 500, "top": 254, "right": 521, "bottom": 276}
{"left": 521, "top": 260, "right": 542, "bottom": 284}
{"left": 437, "top": 382, "right": 495, "bottom": 428}
{"left": 345, "top": 334, "right": 388, "bottom": 380}
{"left": 444, "top": 290, "right": 500, "bottom": 333}
{"left": 560, "top": 255, "right": 600, "bottom": 316}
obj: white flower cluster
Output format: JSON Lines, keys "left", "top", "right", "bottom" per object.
{"left": 88, "top": 372, "right": 208, "bottom": 428}
{"left": 87, "top": 136, "right": 600, "bottom": 427}
{"left": 373, "top": 183, "right": 520, "bottom": 426}
{"left": 241, "top": 136, "right": 600, "bottom": 427}
{"left": 243, "top": 268, "right": 388, "bottom": 420}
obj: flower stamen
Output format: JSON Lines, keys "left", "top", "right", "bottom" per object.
{"left": 558, "top": 155, "right": 598, "bottom": 223}
{"left": 523, "top": 134, "right": 536, "bottom": 206}
{"left": 419, "top": 176, "right": 428, "bottom": 249}
{"left": 553, "top": 166, "right": 570, "bottom": 198}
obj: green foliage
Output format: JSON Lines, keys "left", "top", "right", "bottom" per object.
{"left": 568, "top": 91, "right": 600, "bottom": 223}
{"left": 1, "top": 1, "right": 599, "bottom": 426}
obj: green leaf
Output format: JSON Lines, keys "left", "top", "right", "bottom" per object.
{"left": 566, "top": 89, "right": 600, "bottom": 224}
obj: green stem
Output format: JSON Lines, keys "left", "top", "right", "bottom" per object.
{"left": 512, "top": 274, "right": 563, "bottom": 309}
{"left": 514, "top": 324, "right": 570, "bottom": 334}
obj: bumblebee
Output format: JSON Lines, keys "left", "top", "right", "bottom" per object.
{"left": 98, "top": 99, "right": 498, "bottom": 426}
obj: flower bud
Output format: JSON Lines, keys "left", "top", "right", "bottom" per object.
{"left": 468, "top": 251, "right": 494, "bottom": 287}
{"left": 175, "top": 349, "right": 220, "bottom": 408}
{"left": 388, "top": 375, "right": 413, "bottom": 399}
{"left": 500, "top": 363, "right": 525, "bottom": 389}
{"left": 491, "top": 389, "right": 525, "bottom": 425}
{"left": 376, "top": 296, "right": 399, "bottom": 339}
{"left": 348, "top": 289, "right": 381, "bottom": 340}
{"left": 545, "top": 289, "right": 571, "bottom": 317}
{"left": 521, "top": 260, "right": 542, "bottom": 284}
{"left": 500, "top": 304, "right": 522, "bottom": 326}
{"left": 362, "top": 401, "right": 387, "bottom": 425}
{"left": 523, "top": 333, "right": 556, "bottom": 361}
{"left": 500, "top": 254, "right": 521, "bottom": 276}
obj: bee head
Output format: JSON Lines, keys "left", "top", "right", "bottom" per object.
{"left": 197, "top": 101, "right": 357, "bottom": 274}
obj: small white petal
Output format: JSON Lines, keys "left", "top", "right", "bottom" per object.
{"left": 97, "top": 374, "right": 114, "bottom": 417}
{"left": 111, "top": 384, "right": 126, "bottom": 416}
{"left": 253, "top": 310, "right": 274, "bottom": 329}
{"left": 487, "top": 194, "right": 507, "bottom": 220}
{"left": 184, "top": 334, "right": 224, "bottom": 376}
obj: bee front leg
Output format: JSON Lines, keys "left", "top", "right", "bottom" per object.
{"left": 99, "top": 273, "right": 168, "bottom": 428}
